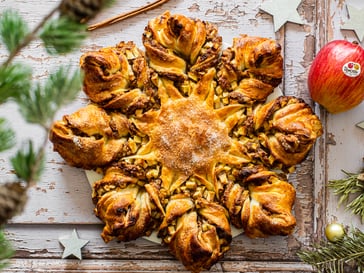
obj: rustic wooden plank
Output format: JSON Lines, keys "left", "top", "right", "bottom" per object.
{"left": 1, "top": 0, "right": 322, "bottom": 245}
{"left": 4, "top": 224, "right": 299, "bottom": 260}
{"left": 4, "top": 259, "right": 314, "bottom": 273}
{"left": 324, "top": 0, "right": 364, "bottom": 229}
{"left": 1, "top": 0, "right": 297, "bottom": 225}
{"left": 3, "top": 0, "right": 357, "bottom": 272}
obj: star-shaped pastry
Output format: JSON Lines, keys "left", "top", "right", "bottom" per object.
{"left": 260, "top": 0, "right": 304, "bottom": 32}
{"left": 59, "top": 229, "right": 89, "bottom": 260}
{"left": 341, "top": 5, "right": 364, "bottom": 42}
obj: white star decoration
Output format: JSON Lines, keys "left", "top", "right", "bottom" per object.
{"left": 341, "top": 5, "right": 364, "bottom": 42}
{"left": 260, "top": 0, "right": 304, "bottom": 32}
{"left": 356, "top": 121, "right": 364, "bottom": 130}
{"left": 59, "top": 229, "right": 89, "bottom": 260}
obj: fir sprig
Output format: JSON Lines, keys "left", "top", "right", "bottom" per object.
{"left": 11, "top": 141, "right": 45, "bottom": 186}
{"left": 0, "top": 5, "right": 86, "bottom": 66}
{"left": 298, "top": 228, "right": 364, "bottom": 273}
{"left": 0, "top": 63, "right": 32, "bottom": 103}
{"left": 0, "top": 119, "right": 15, "bottom": 152}
{"left": 40, "top": 17, "right": 87, "bottom": 55}
{"left": 15, "top": 65, "right": 82, "bottom": 128}
{"left": 328, "top": 169, "right": 364, "bottom": 222}
{"left": 0, "top": 230, "right": 14, "bottom": 270}
{"left": 0, "top": 0, "right": 113, "bottom": 202}
{"left": 0, "top": 9, "right": 29, "bottom": 53}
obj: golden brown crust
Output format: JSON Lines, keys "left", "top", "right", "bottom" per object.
{"left": 228, "top": 96, "right": 323, "bottom": 171}
{"left": 222, "top": 167, "right": 296, "bottom": 238}
{"left": 92, "top": 165, "right": 160, "bottom": 242}
{"left": 80, "top": 41, "right": 155, "bottom": 113}
{"left": 142, "top": 11, "right": 222, "bottom": 82}
{"left": 161, "top": 196, "right": 232, "bottom": 273}
{"left": 49, "top": 104, "right": 132, "bottom": 169}
{"left": 217, "top": 34, "right": 283, "bottom": 105}
{"left": 244, "top": 170, "right": 296, "bottom": 237}
{"left": 95, "top": 184, "right": 155, "bottom": 242}
{"left": 252, "top": 96, "right": 323, "bottom": 168}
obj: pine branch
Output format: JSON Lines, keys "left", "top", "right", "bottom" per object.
{"left": 328, "top": 169, "right": 364, "bottom": 222}
{"left": 0, "top": 0, "right": 114, "bottom": 267}
{"left": 0, "top": 63, "right": 32, "bottom": 103}
{"left": 40, "top": 17, "right": 87, "bottom": 55}
{"left": 0, "top": 118, "right": 15, "bottom": 152}
{"left": 0, "top": 230, "right": 14, "bottom": 270}
{"left": 11, "top": 140, "right": 45, "bottom": 187}
{"left": 0, "top": 9, "right": 29, "bottom": 54}
{"left": 0, "top": 0, "right": 112, "bottom": 198}
{"left": 298, "top": 228, "right": 364, "bottom": 273}
{"left": 1, "top": 3, "right": 89, "bottom": 66}
{"left": 1, "top": 5, "right": 60, "bottom": 66}
{"left": 15, "top": 65, "right": 82, "bottom": 129}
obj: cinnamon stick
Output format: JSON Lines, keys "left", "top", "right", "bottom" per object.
{"left": 88, "top": 0, "right": 170, "bottom": 31}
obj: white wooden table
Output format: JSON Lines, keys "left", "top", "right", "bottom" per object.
{"left": 1, "top": 0, "right": 363, "bottom": 272}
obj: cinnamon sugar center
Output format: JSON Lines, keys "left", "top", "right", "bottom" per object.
{"left": 152, "top": 97, "right": 231, "bottom": 175}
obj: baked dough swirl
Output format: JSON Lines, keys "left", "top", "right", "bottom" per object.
{"left": 217, "top": 34, "right": 283, "bottom": 105}
{"left": 221, "top": 166, "right": 296, "bottom": 238}
{"left": 80, "top": 41, "right": 157, "bottom": 112}
{"left": 143, "top": 11, "right": 222, "bottom": 82}
{"left": 49, "top": 104, "right": 133, "bottom": 169}
{"left": 49, "top": 11, "right": 323, "bottom": 273}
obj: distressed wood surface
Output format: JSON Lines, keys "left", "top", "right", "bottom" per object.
{"left": 0, "top": 0, "right": 363, "bottom": 272}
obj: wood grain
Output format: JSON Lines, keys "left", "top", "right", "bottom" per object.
{"left": 1, "top": 0, "right": 363, "bottom": 272}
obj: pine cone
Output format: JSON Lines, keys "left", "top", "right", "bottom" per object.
{"left": 59, "top": 0, "right": 106, "bottom": 23}
{"left": 0, "top": 182, "right": 28, "bottom": 226}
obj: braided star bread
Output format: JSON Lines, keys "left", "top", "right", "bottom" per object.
{"left": 49, "top": 11, "right": 323, "bottom": 273}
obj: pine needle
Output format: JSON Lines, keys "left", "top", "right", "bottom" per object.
{"left": 40, "top": 17, "right": 87, "bottom": 55}
{"left": 0, "top": 9, "right": 29, "bottom": 54}
{"left": 328, "top": 170, "right": 364, "bottom": 222}
{"left": 0, "top": 63, "right": 32, "bottom": 103}
{"left": 0, "top": 230, "right": 14, "bottom": 270}
{"left": 0, "top": 118, "right": 15, "bottom": 152}
{"left": 298, "top": 228, "right": 364, "bottom": 273}
{"left": 10, "top": 140, "right": 44, "bottom": 185}
{"left": 14, "top": 65, "right": 82, "bottom": 128}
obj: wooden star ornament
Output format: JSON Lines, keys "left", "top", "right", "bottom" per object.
{"left": 260, "top": 0, "right": 304, "bottom": 32}
{"left": 59, "top": 229, "right": 89, "bottom": 260}
{"left": 341, "top": 5, "right": 364, "bottom": 43}
{"left": 356, "top": 121, "right": 364, "bottom": 130}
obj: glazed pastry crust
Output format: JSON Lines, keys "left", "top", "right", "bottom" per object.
{"left": 143, "top": 11, "right": 222, "bottom": 82}
{"left": 80, "top": 41, "right": 155, "bottom": 112}
{"left": 167, "top": 198, "right": 231, "bottom": 273}
{"left": 253, "top": 96, "right": 323, "bottom": 168}
{"left": 49, "top": 104, "right": 132, "bottom": 169}
{"left": 217, "top": 34, "right": 283, "bottom": 105}
{"left": 92, "top": 165, "right": 159, "bottom": 242}
{"left": 221, "top": 166, "right": 296, "bottom": 238}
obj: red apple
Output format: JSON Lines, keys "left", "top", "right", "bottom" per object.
{"left": 308, "top": 40, "right": 364, "bottom": 113}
